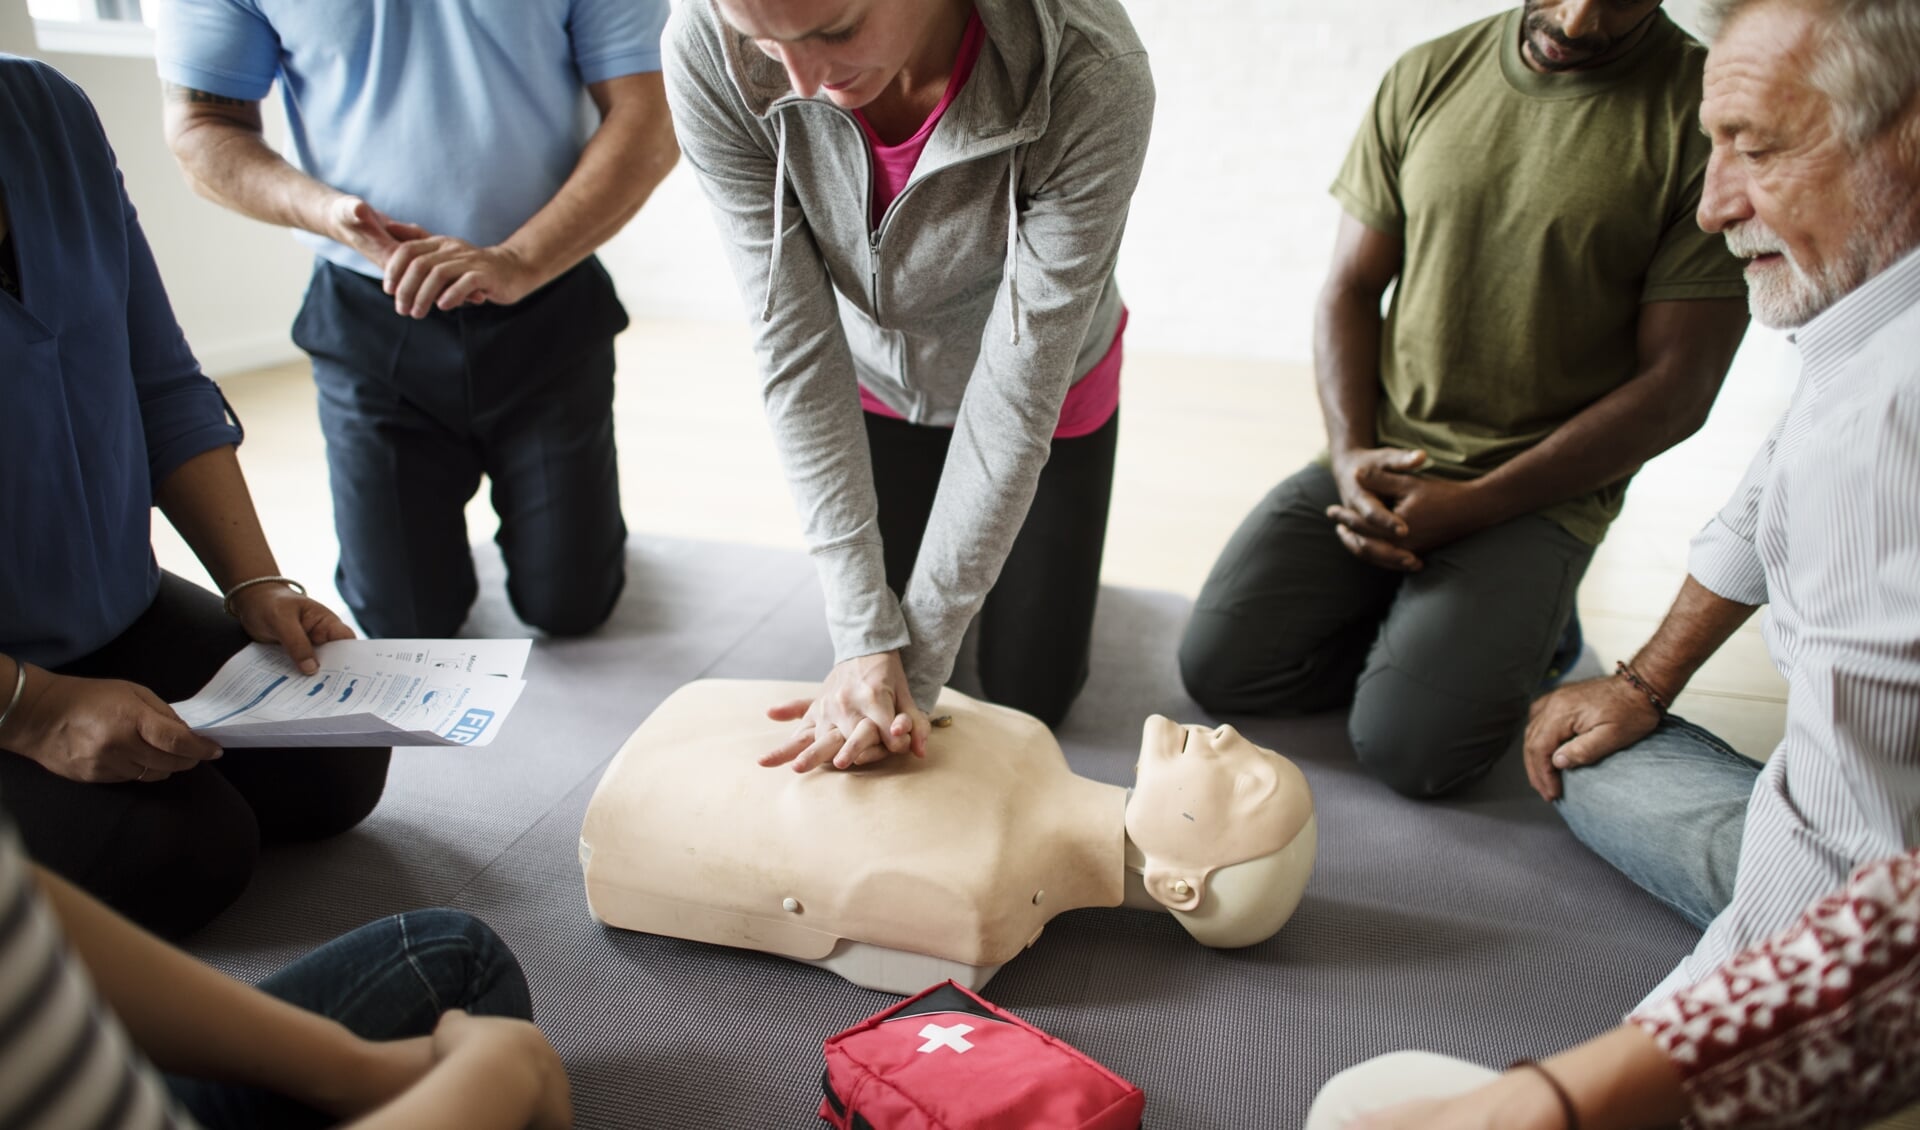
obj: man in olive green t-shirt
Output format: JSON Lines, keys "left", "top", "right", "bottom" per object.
{"left": 1179, "top": 1, "right": 1749, "bottom": 799}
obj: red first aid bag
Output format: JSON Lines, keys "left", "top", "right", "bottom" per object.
{"left": 819, "top": 980, "right": 1146, "bottom": 1130}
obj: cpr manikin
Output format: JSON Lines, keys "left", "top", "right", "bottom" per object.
{"left": 580, "top": 680, "right": 1317, "bottom": 993}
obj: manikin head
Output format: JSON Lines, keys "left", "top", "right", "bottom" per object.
{"left": 714, "top": 0, "right": 969, "bottom": 109}
{"left": 1125, "top": 717, "right": 1316, "bottom": 949}
{"left": 1518, "top": 0, "right": 1665, "bottom": 73}
{"left": 1697, "top": 0, "right": 1920, "bottom": 329}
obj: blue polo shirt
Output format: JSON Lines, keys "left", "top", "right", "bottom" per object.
{"left": 156, "top": 0, "right": 668, "bottom": 277}
{"left": 0, "top": 57, "right": 243, "bottom": 668}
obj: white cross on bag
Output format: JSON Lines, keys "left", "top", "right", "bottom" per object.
{"left": 916, "top": 1022, "right": 976, "bottom": 1054}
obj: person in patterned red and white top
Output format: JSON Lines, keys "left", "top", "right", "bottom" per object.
{"left": 1630, "top": 847, "right": 1920, "bottom": 1129}
{"left": 1307, "top": 847, "right": 1920, "bottom": 1130}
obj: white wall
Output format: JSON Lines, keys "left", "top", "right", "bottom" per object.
{"left": 9, "top": 0, "right": 1735, "bottom": 371}
{"left": 2, "top": 4, "right": 312, "bottom": 376}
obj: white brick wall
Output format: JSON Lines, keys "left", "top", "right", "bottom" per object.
{"left": 604, "top": 0, "right": 1713, "bottom": 362}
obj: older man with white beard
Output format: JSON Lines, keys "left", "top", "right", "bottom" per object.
{"left": 1302, "top": 0, "right": 1920, "bottom": 1127}
{"left": 1523, "top": 0, "right": 1920, "bottom": 989}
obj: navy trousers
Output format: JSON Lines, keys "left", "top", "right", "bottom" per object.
{"left": 293, "top": 258, "right": 630, "bottom": 639}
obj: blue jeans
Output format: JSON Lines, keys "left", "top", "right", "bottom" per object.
{"left": 1555, "top": 715, "right": 1763, "bottom": 928}
{"left": 170, "top": 909, "right": 530, "bottom": 1130}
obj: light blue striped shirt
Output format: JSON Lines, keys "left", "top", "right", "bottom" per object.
{"left": 1650, "top": 243, "right": 1920, "bottom": 1003}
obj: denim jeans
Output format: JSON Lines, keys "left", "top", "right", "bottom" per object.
{"left": 170, "top": 908, "right": 530, "bottom": 1130}
{"left": 1555, "top": 715, "right": 1763, "bottom": 928}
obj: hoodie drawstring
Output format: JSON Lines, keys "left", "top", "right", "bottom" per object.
{"left": 763, "top": 115, "right": 789, "bottom": 323}
{"left": 1004, "top": 147, "right": 1021, "bottom": 345}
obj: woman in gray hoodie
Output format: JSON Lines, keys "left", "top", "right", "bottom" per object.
{"left": 666, "top": 0, "right": 1154, "bottom": 771}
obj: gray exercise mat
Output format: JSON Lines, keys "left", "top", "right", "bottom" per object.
{"left": 187, "top": 536, "right": 1698, "bottom": 1128}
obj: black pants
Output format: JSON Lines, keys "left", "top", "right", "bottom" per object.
{"left": 865, "top": 410, "right": 1118, "bottom": 728}
{"left": 1179, "top": 464, "right": 1594, "bottom": 798}
{"left": 295, "top": 258, "right": 630, "bottom": 639}
{"left": 0, "top": 574, "right": 391, "bottom": 939}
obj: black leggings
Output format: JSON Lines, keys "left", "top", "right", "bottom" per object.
{"left": 865, "top": 409, "right": 1118, "bottom": 728}
{"left": 0, "top": 574, "right": 391, "bottom": 939}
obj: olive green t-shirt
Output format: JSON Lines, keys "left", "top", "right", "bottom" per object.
{"left": 1329, "top": 9, "right": 1747, "bottom": 545}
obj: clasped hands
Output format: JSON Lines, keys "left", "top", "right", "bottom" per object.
{"left": 761, "top": 651, "right": 932, "bottom": 773}
{"left": 301, "top": 1009, "right": 570, "bottom": 1130}
{"left": 1331, "top": 447, "right": 1670, "bottom": 802}
{"left": 1327, "top": 446, "right": 1486, "bottom": 572}
{"left": 5, "top": 584, "right": 351, "bottom": 786}
{"left": 327, "top": 196, "right": 542, "bottom": 320}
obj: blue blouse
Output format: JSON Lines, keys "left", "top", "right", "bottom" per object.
{"left": 0, "top": 56, "right": 242, "bottom": 667}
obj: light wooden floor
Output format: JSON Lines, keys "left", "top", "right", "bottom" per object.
{"left": 156, "top": 317, "right": 1792, "bottom": 758}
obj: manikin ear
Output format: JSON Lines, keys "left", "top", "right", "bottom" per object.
{"left": 1142, "top": 865, "right": 1205, "bottom": 912}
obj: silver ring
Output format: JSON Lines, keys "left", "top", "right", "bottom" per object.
{"left": 135, "top": 767, "right": 151, "bottom": 783}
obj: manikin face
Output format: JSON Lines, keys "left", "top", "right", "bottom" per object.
{"left": 1697, "top": 2, "right": 1915, "bottom": 329}
{"left": 1518, "top": 0, "right": 1664, "bottom": 72}
{"left": 716, "top": 0, "right": 946, "bottom": 110}
{"left": 1126, "top": 716, "right": 1310, "bottom": 912}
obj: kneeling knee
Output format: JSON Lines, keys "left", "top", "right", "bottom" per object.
{"left": 1177, "top": 627, "right": 1262, "bottom": 715}
{"left": 512, "top": 574, "right": 621, "bottom": 638}
{"left": 279, "top": 751, "right": 391, "bottom": 841}
{"left": 522, "top": 604, "right": 614, "bottom": 638}
{"left": 112, "top": 800, "right": 261, "bottom": 939}
{"left": 1348, "top": 710, "right": 1502, "bottom": 800}
{"left": 401, "top": 909, "right": 531, "bottom": 1020}
{"left": 357, "top": 600, "right": 471, "bottom": 642}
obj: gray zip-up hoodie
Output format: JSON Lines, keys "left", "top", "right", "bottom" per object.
{"left": 665, "top": 0, "right": 1154, "bottom": 710}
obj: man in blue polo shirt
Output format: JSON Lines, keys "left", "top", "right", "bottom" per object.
{"left": 158, "top": 0, "right": 677, "bottom": 640}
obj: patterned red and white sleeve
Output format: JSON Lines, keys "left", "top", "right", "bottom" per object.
{"left": 1630, "top": 846, "right": 1920, "bottom": 1130}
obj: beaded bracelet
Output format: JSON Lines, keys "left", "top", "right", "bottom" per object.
{"left": 221, "top": 575, "right": 307, "bottom": 617}
{"left": 1508, "top": 1059, "right": 1581, "bottom": 1130}
{"left": 1615, "top": 660, "right": 1670, "bottom": 715}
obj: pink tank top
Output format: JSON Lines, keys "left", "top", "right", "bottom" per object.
{"left": 854, "top": 10, "right": 1123, "bottom": 440}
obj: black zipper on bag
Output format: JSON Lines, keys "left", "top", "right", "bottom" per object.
{"left": 819, "top": 1071, "right": 877, "bottom": 1130}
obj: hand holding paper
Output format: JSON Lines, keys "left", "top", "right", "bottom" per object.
{"left": 172, "top": 640, "right": 532, "bottom": 748}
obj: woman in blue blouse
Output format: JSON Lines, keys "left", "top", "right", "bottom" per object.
{"left": 0, "top": 55, "right": 389, "bottom": 939}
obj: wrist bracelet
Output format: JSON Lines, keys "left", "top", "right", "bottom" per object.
{"left": 0, "top": 659, "right": 26, "bottom": 736}
{"left": 221, "top": 575, "right": 306, "bottom": 617}
{"left": 1615, "top": 660, "right": 1670, "bottom": 715}
{"left": 1507, "top": 1059, "right": 1581, "bottom": 1130}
